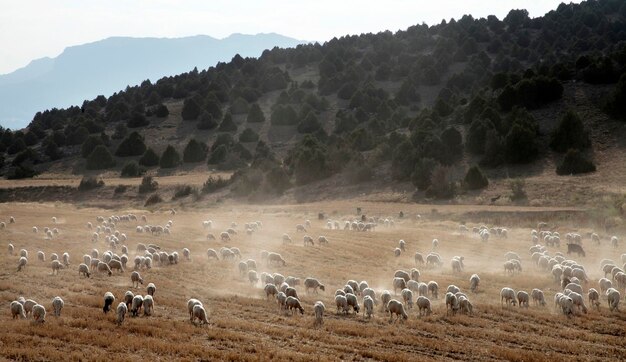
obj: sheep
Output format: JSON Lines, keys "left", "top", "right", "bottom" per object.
{"left": 393, "top": 277, "right": 407, "bottom": 294}
{"left": 607, "top": 288, "right": 620, "bottom": 312}
{"left": 273, "top": 273, "right": 285, "bottom": 286}
{"left": 112, "top": 302, "right": 126, "bottom": 325}
{"left": 344, "top": 284, "right": 355, "bottom": 295}
{"left": 77, "top": 263, "right": 91, "bottom": 278}
{"left": 10, "top": 301, "right": 26, "bottom": 319}
{"left": 220, "top": 232, "right": 231, "bottom": 242}
{"left": 500, "top": 287, "right": 517, "bottom": 307}
{"left": 32, "top": 304, "right": 46, "bottom": 323}
{"left": 387, "top": 299, "right": 408, "bottom": 322}
{"left": 414, "top": 252, "right": 425, "bottom": 266}
{"left": 517, "top": 291, "right": 530, "bottom": 308}
{"left": 346, "top": 293, "right": 360, "bottom": 313}
{"left": 469, "top": 274, "right": 480, "bottom": 293}
{"left": 109, "top": 260, "right": 124, "bottom": 273}
{"left": 246, "top": 259, "right": 257, "bottom": 271}
{"left": 394, "top": 270, "right": 410, "bottom": 282}
{"left": 417, "top": 282, "right": 429, "bottom": 297}
{"left": 432, "top": 239, "right": 439, "bottom": 249}
{"left": 147, "top": 283, "right": 156, "bottom": 297}
{"left": 264, "top": 284, "right": 278, "bottom": 299}
{"left": 394, "top": 248, "right": 402, "bottom": 257}
{"left": 8, "top": 243, "right": 14, "bottom": 255}
{"left": 335, "top": 289, "right": 345, "bottom": 297}
{"left": 17, "top": 256, "right": 28, "bottom": 272}
{"left": 267, "top": 252, "right": 286, "bottom": 266}
{"left": 23, "top": 299, "right": 37, "bottom": 316}
{"left": 130, "top": 295, "right": 144, "bottom": 317}
{"left": 567, "top": 291, "right": 588, "bottom": 314}
{"left": 398, "top": 239, "right": 406, "bottom": 252}
{"left": 143, "top": 295, "right": 154, "bottom": 316}
{"left": 97, "top": 262, "right": 113, "bottom": 276}
{"left": 564, "top": 283, "right": 583, "bottom": 295}
{"left": 62, "top": 252, "right": 70, "bottom": 267}
{"left": 183, "top": 248, "right": 191, "bottom": 261}
{"left": 445, "top": 292, "right": 460, "bottom": 315}
{"left": 599, "top": 278, "right": 612, "bottom": 294}
{"left": 458, "top": 296, "right": 474, "bottom": 315}
{"left": 9, "top": 216, "right": 14, "bottom": 224}
{"left": 50, "top": 260, "right": 63, "bottom": 275}
{"left": 238, "top": 261, "right": 248, "bottom": 276}
{"left": 248, "top": 270, "right": 259, "bottom": 285}
{"left": 381, "top": 290, "right": 392, "bottom": 311}
{"left": 317, "top": 236, "right": 329, "bottom": 246}
{"left": 531, "top": 289, "right": 546, "bottom": 306}
{"left": 314, "top": 301, "right": 326, "bottom": 326}
{"left": 586, "top": 288, "right": 600, "bottom": 310}
{"left": 426, "top": 253, "right": 443, "bottom": 268}
{"left": 32, "top": 226, "right": 38, "bottom": 233}
{"left": 296, "top": 224, "right": 307, "bottom": 233}
{"left": 446, "top": 285, "right": 460, "bottom": 295}
{"left": 276, "top": 292, "right": 287, "bottom": 310}
{"left": 52, "top": 297, "right": 64, "bottom": 317}
{"left": 187, "top": 299, "right": 203, "bottom": 321}
{"left": 206, "top": 249, "right": 219, "bottom": 261}
{"left": 335, "top": 295, "right": 349, "bottom": 314}
{"left": 416, "top": 296, "right": 432, "bottom": 316}
{"left": 302, "top": 277, "right": 325, "bottom": 294}
{"left": 407, "top": 280, "right": 420, "bottom": 294}
{"left": 282, "top": 234, "right": 292, "bottom": 244}
{"left": 285, "top": 296, "right": 304, "bottom": 315}
{"left": 285, "top": 287, "right": 299, "bottom": 300}
{"left": 428, "top": 281, "right": 439, "bottom": 299}
{"left": 363, "top": 296, "right": 374, "bottom": 318}
{"left": 401, "top": 288, "right": 414, "bottom": 309}
{"left": 559, "top": 295, "right": 575, "bottom": 316}
{"left": 131, "top": 271, "right": 143, "bottom": 288}
{"left": 451, "top": 258, "right": 463, "bottom": 273}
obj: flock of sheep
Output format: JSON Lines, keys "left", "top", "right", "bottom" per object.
{"left": 4, "top": 210, "right": 626, "bottom": 331}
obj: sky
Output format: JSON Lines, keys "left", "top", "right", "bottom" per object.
{"left": 0, "top": 0, "right": 580, "bottom": 75}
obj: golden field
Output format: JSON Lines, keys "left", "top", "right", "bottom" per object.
{"left": 0, "top": 200, "right": 625, "bottom": 361}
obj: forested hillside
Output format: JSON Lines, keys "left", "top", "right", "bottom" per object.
{"left": 2, "top": 0, "right": 626, "bottom": 203}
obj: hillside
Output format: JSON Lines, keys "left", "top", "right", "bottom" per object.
{"left": 2, "top": 0, "right": 626, "bottom": 209}
{"left": 0, "top": 33, "right": 305, "bottom": 128}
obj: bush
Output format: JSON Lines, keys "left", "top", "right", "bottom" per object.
{"left": 505, "top": 124, "right": 538, "bottom": 164}
{"left": 605, "top": 73, "right": 626, "bottom": 120}
{"left": 246, "top": 103, "right": 266, "bottom": 123}
{"left": 127, "top": 112, "right": 149, "bottom": 128}
{"left": 297, "top": 112, "right": 323, "bottom": 134}
{"left": 66, "top": 126, "right": 89, "bottom": 145}
{"left": 183, "top": 139, "right": 208, "bottom": 163}
{"left": 271, "top": 105, "right": 298, "bottom": 126}
{"left": 139, "top": 148, "right": 160, "bottom": 167}
{"left": 230, "top": 97, "right": 249, "bottom": 115}
{"left": 7, "top": 165, "right": 37, "bottom": 179}
{"left": 7, "top": 138, "right": 26, "bottom": 155}
{"left": 44, "top": 141, "right": 63, "bottom": 161}
{"left": 197, "top": 112, "right": 218, "bottom": 130}
{"left": 218, "top": 113, "right": 238, "bottom": 132}
{"left": 81, "top": 135, "right": 104, "bottom": 158}
{"left": 202, "top": 175, "right": 230, "bottom": 194}
{"left": 112, "top": 123, "right": 127, "bottom": 140}
{"left": 207, "top": 144, "right": 228, "bottom": 165}
{"left": 345, "top": 162, "right": 374, "bottom": 184}
{"left": 464, "top": 165, "right": 489, "bottom": 190}
{"left": 550, "top": 110, "right": 591, "bottom": 153}
{"left": 144, "top": 193, "right": 163, "bottom": 206}
{"left": 556, "top": 149, "right": 596, "bottom": 175}
{"left": 78, "top": 176, "right": 104, "bottom": 191}
{"left": 159, "top": 145, "right": 181, "bottom": 168}
{"left": 172, "top": 185, "right": 196, "bottom": 199}
{"left": 138, "top": 176, "right": 158, "bottom": 193}
{"left": 120, "top": 161, "right": 145, "bottom": 177}
{"left": 154, "top": 104, "right": 169, "bottom": 118}
{"left": 285, "top": 135, "right": 330, "bottom": 185}
{"left": 411, "top": 157, "right": 437, "bottom": 191}
{"left": 509, "top": 178, "right": 527, "bottom": 202}
{"left": 239, "top": 128, "right": 259, "bottom": 143}
{"left": 86, "top": 145, "right": 115, "bottom": 170}
{"left": 182, "top": 97, "right": 202, "bottom": 120}
{"left": 114, "top": 184, "right": 128, "bottom": 194}
{"left": 115, "top": 131, "right": 146, "bottom": 157}
{"left": 425, "top": 166, "right": 456, "bottom": 199}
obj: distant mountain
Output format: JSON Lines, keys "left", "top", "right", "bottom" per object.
{"left": 0, "top": 33, "right": 305, "bottom": 128}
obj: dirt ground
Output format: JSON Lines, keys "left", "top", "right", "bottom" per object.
{"left": 0, "top": 201, "right": 625, "bottom": 361}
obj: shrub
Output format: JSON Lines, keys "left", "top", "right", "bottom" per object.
{"left": 230, "top": 97, "right": 249, "bottom": 115}
{"left": 127, "top": 112, "right": 149, "bottom": 128}
{"left": 183, "top": 139, "right": 208, "bottom": 163}
{"left": 411, "top": 157, "right": 437, "bottom": 191}
{"left": 285, "top": 135, "right": 330, "bottom": 185}
{"left": 154, "top": 104, "right": 169, "bottom": 118}
{"left": 265, "top": 166, "right": 291, "bottom": 194}
{"left": 426, "top": 165, "right": 456, "bottom": 199}
{"left": 115, "top": 131, "right": 146, "bottom": 157}
{"left": 391, "top": 141, "right": 417, "bottom": 181}
{"left": 246, "top": 103, "right": 266, "bottom": 123}
{"left": 81, "top": 135, "right": 104, "bottom": 158}
{"left": 7, "top": 165, "right": 37, "bottom": 179}
{"left": 159, "top": 145, "right": 181, "bottom": 168}
{"left": 138, "top": 176, "right": 158, "bottom": 193}
{"left": 182, "top": 97, "right": 202, "bottom": 120}
{"left": 464, "top": 165, "right": 489, "bottom": 190}
{"left": 509, "top": 178, "right": 527, "bottom": 202}
{"left": 197, "top": 112, "right": 218, "bottom": 130}
{"left": 271, "top": 105, "right": 298, "bottom": 126}
{"left": 44, "top": 141, "right": 63, "bottom": 161}
{"left": 605, "top": 73, "right": 626, "bottom": 120}
{"left": 120, "top": 161, "right": 145, "bottom": 177}
{"left": 66, "top": 127, "right": 89, "bottom": 145}
{"left": 7, "top": 138, "right": 26, "bottom": 155}
{"left": 297, "top": 112, "right": 323, "bottom": 134}
{"left": 144, "top": 193, "right": 163, "bottom": 206}
{"left": 505, "top": 124, "right": 538, "bottom": 164}
{"left": 78, "top": 176, "right": 104, "bottom": 191}
{"left": 86, "top": 145, "right": 115, "bottom": 170}
{"left": 550, "top": 110, "right": 591, "bottom": 152}
{"left": 218, "top": 113, "right": 238, "bottom": 132}
{"left": 11, "top": 148, "right": 39, "bottom": 167}
{"left": 202, "top": 175, "right": 230, "bottom": 194}
{"left": 556, "top": 149, "right": 596, "bottom": 175}
{"left": 239, "top": 128, "right": 259, "bottom": 143}
{"left": 207, "top": 144, "right": 228, "bottom": 165}
{"left": 112, "top": 123, "right": 128, "bottom": 140}
{"left": 172, "top": 185, "right": 196, "bottom": 199}
{"left": 139, "top": 148, "right": 160, "bottom": 167}
{"left": 114, "top": 184, "right": 128, "bottom": 194}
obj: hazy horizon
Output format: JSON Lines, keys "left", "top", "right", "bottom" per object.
{"left": 1, "top": 0, "right": 580, "bottom": 75}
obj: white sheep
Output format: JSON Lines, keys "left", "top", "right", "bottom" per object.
{"left": 146, "top": 283, "right": 156, "bottom": 296}
{"left": 130, "top": 295, "right": 144, "bottom": 317}
{"left": 427, "top": 281, "right": 439, "bottom": 299}
{"left": 607, "top": 288, "right": 620, "bottom": 312}
{"left": 51, "top": 260, "right": 63, "bottom": 275}
{"left": 264, "top": 284, "right": 278, "bottom": 299}
{"left": 401, "top": 288, "right": 413, "bottom": 309}
{"left": 183, "top": 248, "right": 191, "bottom": 261}
{"left": 131, "top": 271, "right": 143, "bottom": 288}
{"left": 517, "top": 291, "right": 530, "bottom": 308}
{"left": 116, "top": 302, "right": 127, "bottom": 325}
{"left": 97, "top": 262, "right": 112, "bottom": 276}
{"left": 531, "top": 288, "right": 546, "bottom": 306}
{"left": 248, "top": 270, "right": 259, "bottom": 285}
{"left": 143, "top": 295, "right": 154, "bottom": 316}
{"left": 363, "top": 295, "right": 374, "bottom": 318}
{"left": 37, "top": 251, "right": 45, "bottom": 262}
{"left": 416, "top": 296, "right": 432, "bottom": 316}
{"left": 285, "top": 296, "right": 304, "bottom": 315}
{"left": 10, "top": 301, "right": 26, "bottom": 319}
{"left": 588, "top": 288, "right": 600, "bottom": 310}
{"left": 32, "top": 304, "right": 46, "bottom": 323}
{"left": 469, "top": 274, "right": 480, "bottom": 293}
{"left": 500, "top": 287, "right": 517, "bottom": 307}
{"left": 103, "top": 292, "right": 115, "bottom": 313}
{"left": 267, "top": 252, "right": 286, "bottom": 266}
{"left": 346, "top": 293, "right": 360, "bottom": 313}
{"left": 445, "top": 292, "right": 459, "bottom": 315}
{"left": 393, "top": 277, "right": 407, "bottom": 294}
{"left": 207, "top": 249, "right": 219, "bottom": 260}
{"left": 314, "top": 301, "right": 325, "bottom": 326}
{"left": 17, "top": 257, "right": 27, "bottom": 272}
{"left": 276, "top": 292, "right": 287, "bottom": 310}
{"left": 381, "top": 290, "right": 392, "bottom": 311}
{"left": 52, "top": 297, "right": 64, "bottom": 317}
{"left": 387, "top": 299, "right": 408, "bottom": 321}
{"left": 335, "top": 295, "right": 349, "bottom": 314}
{"left": 8, "top": 243, "right": 14, "bottom": 255}
{"left": 394, "top": 248, "right": 402, "bottom": 257}
{"left": 304, "top": 278, "right": 325, "bottom": 294}
{"left": 62, "top": 252, "right": 70, "bottom": 266}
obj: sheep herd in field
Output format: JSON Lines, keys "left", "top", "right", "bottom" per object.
{"left": 3, "top": 211, "right": 626, "bottom": 330}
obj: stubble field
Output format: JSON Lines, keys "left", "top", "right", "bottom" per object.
{"left": 0, "top": 201, "right": 625, "bottom": 361}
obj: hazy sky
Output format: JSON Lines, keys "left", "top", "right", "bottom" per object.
{"left": 0, "top": 0, "right": 579, "bottom": 75}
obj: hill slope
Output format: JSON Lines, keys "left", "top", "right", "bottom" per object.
{"left": 0, "top": 33, "right": 305, "bottom": 128}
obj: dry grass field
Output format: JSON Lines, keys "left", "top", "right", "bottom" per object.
{"left": 1, "top": 201, "right": 625, "bottom": 361}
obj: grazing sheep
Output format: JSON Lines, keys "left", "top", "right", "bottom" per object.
{"left": 238, "top": 261, "right": 248, "bottom": 276}
{"left": 568, "top": 292, "right": 588, "bottom": 314}
{"left": 417, "top": 282, "right": 429, "bottom": 297}
{"left": 183, "top": 248, "right": 191, "bottom": 261}
{"left": 346, "top": 293, "right": 360, "bottom": 313}
{"left": 335, "top": 289, "right": 345, "bottom": 297}
{"left": 394, "top": 270, "right": 410, "bottom": 282}
{"left": 398, "top": 239, "right": 406, "bottom": 252}
{"left": 113, "top": 302, "right": 127, "bottom": 326}
{"left": 559, "top": 295, "right": 574, "bottom": 316}
{"left": 264, "top": 284, "right": 278, "bottom": 299}
{"left": 458, "top": 296, "right": 474, "bottom": 315}
{"left": 414, "top": 252, "right": 425, "bottom": 266}
{"left": 147, "top": 283, "right": 156, "bottom": 297}
{"left": 131, "top": 271, "right": 143, "bottom": 288}
{"left": 363, "top": 296, "right": 374, "bottom": 318}
{"left": 108, "top": 260, "right": 124, "bottom": 273}
{"left": 10, "top": 301, "right": 26, "bottom": 319}
{"left": 344, "top": 284, "right": 355, "bottom": 295}
{"left": 51, "top": 260, "right": 63, "bottom": 275}
{"left": 8, "top": 243, "right": 14, "bottom": 255}
{"left": 143, "top": 295, "right": 154, "bottom": 316}
{"left": 267, "top": 252, "right": 286, "bottom": 266}
{"left": 531, "top": 289, "right": 546, "bottom": 306}
{"left": 220, "top": 232, "right": 231, "bottom": 242}
{"left": 23, "top": 299, "right": 37, "bottom": 316}
{"left": 381, "top": 290, "right": 392, "bottom": 311}
{"left": 32, "top": 304, "right": 46, "bottom": 323}
{"left": 130, "top": 295, "right": 144, "bottom": 317}
{"left": 426, "top": 253, "right": 443, "bottom": 268}
{"left": 517, "top": 291, "right": 530, "bottom": 308}
{"left": 52, "top": 297, "right": 64, "bottom": 317}
{"left": 248, "top": 270, "right": 259, "bottom": 285}
{"left": 17, "top": 256, "right": 27, "bottom": 272}
{"left": 416, "top": 296, "right": 432, "bottom": 316}
{"left": 469, "top": 274, "right": 480, "bottom": 293}
{"left": 32, "top": 226, "right": 38, "bottom": 233}
{"left": 393, "top": 277, "right": 407, "bottom": 294}
{"left": 451, "top": 258, "right": 463, "bottom": 273}
{"left": 318, "top": 236, "right": 329, "bottom": 246}
{"left": 500, "top": 287, "right": 517, "bottom": 307}
{"left": 62, "top": 252, "right": 70, "bottom": 266}
{"left": 599, "top": 278, "right": 612, "bottom": 294}
{"left": 432, "top": 239, "right": 439, "bottom": 249}
{"left": 314, "top": 301, "right": 326, "bottom": 326}
{"left": 401, "top": 288, "right": 414, "bottom": 309}
{"left": 394, "top": 248, "right": 402, "bottom": 257}
{"left": 273, "top": 273, "right": 285, "bottom": 286}
{"left": 446, "top": 285, "right": 460, "bottom": 295}
{"left": 335, "top": 295, "right": 349, "bottom": 314}
{"left": 103, "top": 292, "right": 115, "bottom": 313}
{"left": 564, "top": 283, "right": 583, "bottom": 295}
{"left": 445, "top": 292, "right": 460, "bottom": 315}
{"left": 607, "top": 288, "right": 620, "bottom": 312}
{"left": 387, "top": 299, "right": 408, "bottom": 322}
{"left": 282, "top": 234, "right": 292, "bottom": 244}
{"left": 296, "top": 224, "right": 307, "bottom": 233}
{"left": 285, "top": 296, "right": 304, "bottom": 315}
{"left": 276, "top": 292, "right": 287, "bottom": 310}
{"left": 285, "top": 287, "right": 299, "bottom": 299}
{"left": 246, "top": 259, "right": 257, "bottom": 271}
{"left": 187, "top": 299, "right": 203, "bottom": 321}
{"left": 427, "top": 281, "right": 439, "bottom": 299}
{"left": 207, "top": 249, "right": 219, "bottom": 260}
{"left": 97, "top": 262, "right": 113, "bottom": 276}
{"left": 588, "top": 288, "right": 600, "bottom": 310}
{"left": 78, "top": 263, "right": 91, "bottom": 278}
